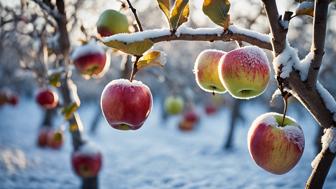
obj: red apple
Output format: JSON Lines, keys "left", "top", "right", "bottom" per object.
{"left": 36, "top": 89, "right": 59, "bottom": 109}
{"left": 72, "top": 41, "right": 109, "bottom": 79}
{"left": 0, "top": 90, "right": 19, "bottom": 106}
{"left": 204, "top": 103, "right": 218, "bottom": 115}
{"left": 72, "top": 142, "right": 102, "bottom": 178}
{"left": 248, "top": 112, "right": 305, "bottom": 174}
{"left": 8, "top": 95, "right": 19, "bottom": 106}
{"left": 47, "top": 129, "right": 64, "bottom": 149}
{"left": 219, "top": 46, "right": 270, "bottom": 99}
{"left": 194, "top": 49, "right": 226, "bottom": 94}
{"left": 37, "top": 127, "right": 51, "bottom": 148}
{"left": 178, "top": 109, "right": 199, "bottom": 132}
{"left": 101, "top": 79, "right": 153, "bottom": 130}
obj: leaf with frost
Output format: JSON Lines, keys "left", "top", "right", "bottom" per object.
{"left": 62, "top": 102, "right": 79, "bottom": 120}
{"left": 157, "top": 0, "right": 170, "bottom": 22}
{"left": 202, "top": 0, "right": 231, "bottom": 29}
{"left": 103, "top": 39, "right": 154, "bottom": 56}
{"left": 137, "top": 50, "right": 167, "bottom": 70}
{"left": 169, "top": 0, "right": 189, "bottom": 31}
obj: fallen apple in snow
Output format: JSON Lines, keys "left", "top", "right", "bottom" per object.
{"left": 194, "top": 49, "right": 226, "bottom": 94}
{"left": 248, "top": 112, "right": 305, "bottom": 174}
{"left": 36, "top": 88, "right": 59, "bottom": 109}
{"left": 72, "top": 142, "right": 102, "bottom": 178}
{"left": 72, "top": 41, "right": 109, "bottom": 79}
{"left": 164, "top": 95, "right": 184, "bottom": 115}
{"left": 219, "top": 46, "right": 270, "bottom": 99}
{"left": 101, "top": 79, "right": 153, "bottom": 130}
{"left": 178, "top": 109, "right": 199, "bottom": 132}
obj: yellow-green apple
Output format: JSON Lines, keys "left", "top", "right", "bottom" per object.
{"left": 47, "top": 129, "right": 64, "bottom": 149}
{"left": 72, "top": 41, "right": 109, "bottom": 79}
{"left": 178, "top": 109, "right": 199, "bottom": 132}
{"left": 36, "top": 88, "right": 59, "bottom": 109}
{"left": 219, "top": 46, "right": 270, "bottom": 99}
{"left": 72, "top": 142, "right": 102, "bottom": 178}
{"left": 164, "top": 95, "right": 184, "bottom": 115}
{"left": 96, "top": 9, "right": 129, "bottom": 37}
{"left": 37, "top": 127, "right": 51, "bottom": 148}
{"left": 194, "top": 49, "right": 226, "bottom": 94}
{"left": 101, "top": 79, "right": 153, "bottom": 130}
{"left": 248, "top": 112, "right": 305, "bottom": 174}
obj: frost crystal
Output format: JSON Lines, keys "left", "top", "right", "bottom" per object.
{"left": 272, "top": 41, "right": 300, "bottom": 78}
{"left": 321, "top": 128, "right": 336, "bottom": 153}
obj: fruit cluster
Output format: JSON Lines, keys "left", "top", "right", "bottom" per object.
{"left": 37, "top": 127, "right": 64, "bottom": 149}
{"left": 0, "top": 90, "right": 18, "bottom": 106}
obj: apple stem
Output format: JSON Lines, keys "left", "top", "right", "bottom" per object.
{"left": 129, "top": 56, "right": 140, "bottom": 82}
{"left": 281, "top": 93, "right": 289, "bottom": 127}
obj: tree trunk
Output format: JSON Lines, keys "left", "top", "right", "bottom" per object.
{"left": 90, "top": 105, "right": 101, "bottom": 133}
{"left": 223, "top": 99, "right": 241, "bottom": 150}
{"left": 82, "top": 176, "right": 98, "bottom": 189}
{"left": 41, "top": 109, "right": 54, "bottom": 128}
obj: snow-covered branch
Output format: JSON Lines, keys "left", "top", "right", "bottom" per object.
{"left": 102, "top": 25, "right": 272, "bottom": 50}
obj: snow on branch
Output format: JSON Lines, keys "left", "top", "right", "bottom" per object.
{"left": 316, "top": 82, "right": 336, "bottom": 122}
{"left": 102, "top": 25, "right": 272, "bottom": 50}
{"left": 272, "top": 41, "right": 300, "bottom": 78}
{"left": 294, "top": 52, "right": 313, "bottom": 81}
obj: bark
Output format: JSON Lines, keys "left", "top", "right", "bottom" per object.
{"left": 223, "top": 100, "right": 241, "bottom": 150}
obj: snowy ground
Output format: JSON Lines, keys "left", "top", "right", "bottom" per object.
{"left": 1, "top": 97, "right": 336, "bottom": 189}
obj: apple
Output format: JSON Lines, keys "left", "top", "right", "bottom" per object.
{"left": 72, "top": 42, "right": 109, "bottom": 79}
{"left": 219, "top": 46, "right": 270, "bottom": 99}
{"left": 178, "top": 109, "right": 199, "bottom": 132}
{"left": 0, "top": 90, "right": 18, "bottom": 106}
{"left": 96, "top": 9, "right": 129, "bottom": 37}
{"left": 72, "top": 142, "right": 102, "bottom": 178}
{"left": 100, "top": 79, "right": 153, "bottom": 130}
{"left": 164, "top": 95, "right": 184, "bottom": 115}
{"left": 37, "top": 127, "right": 51, "bottom": 148}
{"left": 8, "top": 95, "right": 19, "bottom": 106}
{"left": 204, "top": 103, "right": 218, "bottom": 115}
{"left": 248, "top": 112, "right": 305, "bottom": 174}
{"left": 194, "top": 49, "right": 226, "bottom": 94}
{"left": 47, "top": 129, "right": 64, "bottom": 149}
{"left": 36, "top": 88, "right": 59, "bottom": 109}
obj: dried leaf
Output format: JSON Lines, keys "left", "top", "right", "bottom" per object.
{"left": 137, "top": 50, "right": 167, "bottom": 70}
{"left": 157, "top": 0, "right": 170, "bottom": 21}
{"left": 169, "top": 0, "right": 189, "bottom": 30}
{"left": 202, "top": 0, "right": 231, "bottom": 29}
{"left": 103, "top": 39, "right": 153, "bottom": 56}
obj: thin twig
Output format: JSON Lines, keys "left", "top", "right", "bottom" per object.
{"left": 126, "top": 0, "right": 143, "bottom": 31}
{"left": 129, "top": 56, "right": 141, "bottom": 81}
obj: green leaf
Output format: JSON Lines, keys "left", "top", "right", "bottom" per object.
{"left": 103, "top": 39, "right": 154, "bottom": 56}
{"left": 48, "top": 73, "right": 61, "bottom": 87}
{"left": 295, "top": 1, "right": 314, "bottom": 17}
{"left": 157, "top": 0, "right": 170, "bottom": 21}
{"left": 137, "top": 50, "right": 166, "bottom": 70}
{"left": 202, "top": 0, "right": 231, "bottom": 29}
{"left": 169, "top": 0, "right": 189, "bottom": 31}
{"left": 62, "top": 102, "right": 79, "bottom": 120}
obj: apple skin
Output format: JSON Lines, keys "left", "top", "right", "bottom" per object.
{"left": 194, "top": 49, "right": 226, "bottom": 94}
{"left": 72, "top": 43, "right": 108, "bottom": 79}
{"left": 37, "top": 127, "right": 51, "bottom": 148}
{"left": 36, "top": 89, "right": 59, "bottom": 109}
{"left": 96, "top": 9, "right": 129, "bottom": 37}
{"left": 47, "top": 129, "right": 64, "bottom": 149}
{"left": 248, "top": 112, "right": 305, "bottom": 175}
{"left": 219, "top": 46, "right": 270, "bottom": 99}
{"left": 101, "top": 79, "right": 153, "bottom": 130}
{"left": 71, "top": 143, "right": 102, "bottom": 178}
{"left": 164, "top": 96, "right": 184, "bottom": 115}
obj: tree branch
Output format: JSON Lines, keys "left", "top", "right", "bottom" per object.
{"left": 126, "top": 0, "right": 143, "bottom": 31}
{"left": 307, "top": 0, "right": 330, "bottom": 86}
{"left": 31, "top": 0, "right": 60, "bottom": 19}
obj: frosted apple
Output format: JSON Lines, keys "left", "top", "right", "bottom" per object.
{"left": 72, "top": 142, "right": 102, "bottom": 178}
{"left": 96, "top": 9, "right": 129, "bottom": 37}
{"left": 248, "top": 112, "right": 305, "bottom": 174}
{"left": 219, "top": 46, "right": 270, "bottom": 99}
{"left": 101, "top": 79, "right": 153, "bottom": 130}
{"left": 47, "top": 129, "right": 64, "bottom": 149}
{"left": 164, "top": 95, "right": 184, "bottom": 115}
{"left": 36, "top": 89, "right": 59, "bottom": 109}
{"left": 194, "top": 49, "right": 226, "bottom": 94}
{"left": 72, "top": 42, "right": 109, "bottom": 79}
